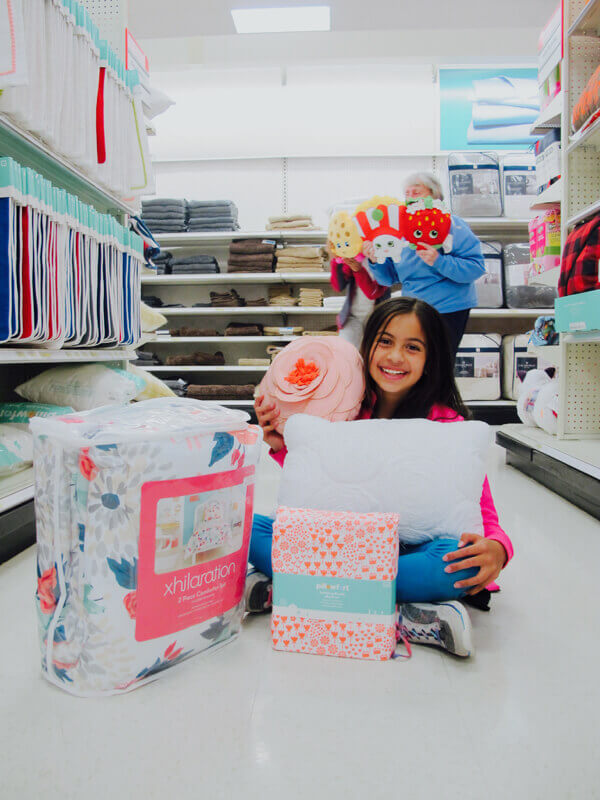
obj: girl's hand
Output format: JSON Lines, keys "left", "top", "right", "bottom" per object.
{"left": 362, "top": 240, "right": 376, "bottom": 261}
{"left": 343, "top": 257, "right": 363, "bottom": 273}
{"left": 443, "top": 533, "right": 507, "bottom": 595}
{"left": 415, "top": 243, "right": 440, "bottom": 266}
{"left": 254, "top": 395, "right": 285, "bottom": 453}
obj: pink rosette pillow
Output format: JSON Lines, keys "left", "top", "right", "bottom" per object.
{"left": 257, "top": 336, "right": 365, "bottom": 433}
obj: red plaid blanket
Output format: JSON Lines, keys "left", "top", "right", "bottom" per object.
{"left": 558, "top": 213, "right": 600, "bottom": 297}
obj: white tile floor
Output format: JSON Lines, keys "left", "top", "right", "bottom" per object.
{"left": 1, "top": 437, "right": 599, "bottom": 800}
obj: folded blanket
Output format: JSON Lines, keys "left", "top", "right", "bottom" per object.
{"left": 170, "top": 265, "right": 221, "bottom": 274}
{"left": 245, "top": 298, "right": 268, "bottom": 307}
{"left": 472, "top": 102, "right": 538, "bottom": 128}
{"left": 166, "top": 351, "right": 225, "bottom": 366}
{"left": 276, "top": 246, "right": 323, "bottom": 259}
{"left": 238, "top": 358, "right": 270, "bottom": 366}
{"left": 467, "top": 121, "right": 537, "bottom": 145}
{"left": 225, "top": 323, "right": 263, "bottom": 337}
{"left": 275, "top": 265, "right": 324, "bottom": 272}
{"left": 188, "top": 222, "right": 240, "bottom": 230}
{"left": 266, "top": 221, "right": 316, "bottom": 230}
{"left": 228, "top": 252, "right": 277, "bottom": 265}
{"left": 230, "top": 240, "right": 276, "bottom": 255}
{"left": 210, "top": 290, "right": 245, "bottom": 306}
{"left": 228, "top": 263, "right": 274, "bottom": 273}
{"left": 186, "top": 215, "right": 238, "bottom": 224}
{"left": 302, "top": 329, "right": 338, "bottom": 336}
{"left": 169, "top": 327, "right": 220, "bottom": 337}
{"left": 186, "top": 384, "right": 256, "bottom": 400}
{"left": 187, "top": 200, "right": 237, "bottom": 210}
{"left": 171, "top": 255, "right": 219, "bottom": 265}
{"left": 264, "top": 326, "right": 304, "bottom": 336}
{"left": 143, "top": 198, "right": 187, "bottom": 207}
{"left": 268, "top": 214, "right": 313, "bottom": 224}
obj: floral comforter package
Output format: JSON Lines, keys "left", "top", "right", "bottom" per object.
{"left": 31, "top": 398, "right": 262, "bottom": 696}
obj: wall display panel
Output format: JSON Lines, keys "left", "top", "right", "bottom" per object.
{"left": 153, "top": 159, "right": 284, "bottom": 229}
{"left": 150, "top": 64, "right": 436, "bottom": 160}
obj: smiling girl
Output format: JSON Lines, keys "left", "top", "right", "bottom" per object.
{"left": 248, "top": 297, "right": 513, "bottom": 657}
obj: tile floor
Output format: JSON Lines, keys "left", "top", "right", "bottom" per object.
{"left": 1, "top": 437, "right": 599, "bottom": 800}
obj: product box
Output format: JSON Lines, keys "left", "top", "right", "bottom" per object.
{"left": 271, "top": 506, "right": 400, "bottom": 661}
{"left": 455, "top": 334, "right": 502, "bottom": 401}
{"left": 555, "top": 289, "right": 600, "bottom": 332}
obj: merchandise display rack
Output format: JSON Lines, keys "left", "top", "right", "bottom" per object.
{"left": 496, "top": 0, "right": 600, "bottom": 515}
{"left": 137, "top": 218, "right": 547, "bottom": 425}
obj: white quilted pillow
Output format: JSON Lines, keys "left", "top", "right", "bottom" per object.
{"left": 278, "top": 415, "right": 491, "bottom": 545}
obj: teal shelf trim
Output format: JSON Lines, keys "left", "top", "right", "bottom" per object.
{"left": 0, "top": 114, "right": 136, "bottom": 218}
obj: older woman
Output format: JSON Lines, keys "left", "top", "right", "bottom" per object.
{"left": 363, "top": 172, "right": 485, "bottom": 357}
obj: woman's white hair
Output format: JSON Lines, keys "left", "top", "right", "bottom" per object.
{"left": 403, "top": 172, "right": 444, "bottom": 201}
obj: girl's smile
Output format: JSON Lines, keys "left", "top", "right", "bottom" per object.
{"left": 369, "top": 312, "right": 427, "bottom": 411}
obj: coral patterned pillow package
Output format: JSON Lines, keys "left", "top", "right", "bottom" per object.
{"left": 272, "top": 507, "right": 400, "bottom": 661}
{"left": 31, "top": 398, "right": 262, "bottom": 696}
{"left": 278, "top": 415, "right": 490, "bottom": 545}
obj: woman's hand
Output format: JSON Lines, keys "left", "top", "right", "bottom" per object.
{"left": 254, "top": 394, "right": 285, "bottom": 453}
{"left": 443, "top": 533, "right": 507, "bottom": 595}
{"left": 415, "top": 243, "right": 440, "bottom": 266}
{"left": 362, "top": 240, "right": 376, "bottom": 261}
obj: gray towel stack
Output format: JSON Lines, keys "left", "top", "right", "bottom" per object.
{"left": 142, "top": 198, "right": 187, "bottom": 233}
{"left": 187, "top": 200, "right": 240, "bottom": 232}
{"left": 169, "top": 255, "right": 220, "bottom": 274}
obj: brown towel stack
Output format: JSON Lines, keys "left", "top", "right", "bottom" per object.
{"left": 302, "top": 328, "right": 338, "bottom": 336}
{"left": 186, "top": 384, "right": 256, "bottom": 400}
{"left": 275, "top": 246, "right": 327, "bottom": 272}
{"left": 166, "top": 351, "right": 225, "bottom": 366}
{"left": 269, "top": 287, "right": 297, "bottom": 306}
{"left": 245, "top": 297, "right": 268, "bottom": 307}
{"left": 225, "top": 322, "right": 263, "bottom": 336}
{"left": 266, "top": 214, "right": 315, "bottom": 230}
{"left": 298, "top": 288, "right": 323, "bottom": 307}
{"left": 169, "top": 327, "right": 220, "bottom": 337}
{"left": 228, "top": 239, "right": 276, "bottom": 273}
{"left": 210, "top": 289, "right": 245, "bottom": 307}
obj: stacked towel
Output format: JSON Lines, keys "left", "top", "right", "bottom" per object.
{"left": 275, "top": 246, "right": 327, "bottom": 272}
{"left": 245, "top": 297, "right": 268, "bottom": 307}
{"left": 187, "top": 200, "right": 239, "bottom": 231}
{"left": 266, "top": 214, "right": 315, "bottom": 230}
{"left": 165, "top": 351, "right": 225, "bottom": 367}
{"left": 228, "top": 239, "right": 277, "bottom": 273}
{"left": 142, "top": 198, "right": 187, "bottom": 233}
{"left": 169, "top": 327, "right": 220, "bottom": 337}
{"left": 267, "top": 345, "right": 285, "bottom": 361}
{"left": 269, "top": 287, "right": 297, "bottom": 307}
{"left": 238, "top": 358, "right": 270, "bottom": 367}
{"left": 186, "top": 384, "right": 256, "bottom": 400}
{"left": 210, "top": 290, "right": 245, "bottom": 307}
{"left": 225, "top": 322, "right": 263, "bottom": 337}
{"left": 302, "top": 329, "right": 338, "bottom": 336}
{"left": 142, "top": 295, "right": 164, "bottom": 308}
{"left": 323, "top": 296, "right": 345, "bottom": 311}
{"left": 299, "top": 288, "right": 323, "bottom": 307}
{"left": 163, "top": 379, "right": 189, "bottom": 397}
{"left": 152, "top": 251, "right": 173, "bottom": 274}
{"left": 169, "top": 255, "right": 220, "bottom": 275}
{"left": 132, "top": 351, "right": 162, "bottom": 366}
{"left": 264, "top": 326, "right": 304, "bottom": 336}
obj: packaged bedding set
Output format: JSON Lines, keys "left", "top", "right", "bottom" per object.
{"left": 32, "top": 398, "right": 262, "bottom": 696}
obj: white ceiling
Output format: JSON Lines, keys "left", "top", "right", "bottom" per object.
{"left": 128, "top": 0, "right": 558, "bottom": 39}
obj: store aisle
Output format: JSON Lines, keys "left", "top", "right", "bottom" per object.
{"left": 0, "top": 436, "right": 598, "bottom": 800}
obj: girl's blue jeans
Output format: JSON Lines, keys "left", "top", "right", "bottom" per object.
{"left": 249, "top": 514, "right": 478, "bottom": 603}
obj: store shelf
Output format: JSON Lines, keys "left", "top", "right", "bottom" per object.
{"left": 142, "top": 273, "right": 330, "bottom": 285}
{"left": 568, "top": 0, "right": 600, "bottom": 36}
{"left": 529, "top": 93, "right": 563, "bottom": 134}
{"left": 462, "top": 218, "right": 531, "bottom": 233}
{"left": 0, "top": 469, "right": 34, "bottom": 514}
{"left": 141, "top": 365, "right": 269, "bottom": 373}
{"left": 567, "top": 198, "right": 600, "bottom": 228}
{"left": 469, "top": 308, "right": 554, "bottom": 318}
{"left": 0, "top": 346, "right": 136, "bottom": 364}
{"left": 150, "top": 336, "right": 299, "bottom": 343}
{"left": 496, "top": 424, "right": 600, "bottom": 518}
{"left": 0, "top": 115, "right": 136, "bottom": 217}
{"left": 468, "top": 400, "right": 516, "bottom": 407}
{"left": 530, "top": 179, "right": 562, "bottom": 209}
{"left": 155, "top": 230, "right": 328, "bottom": 246}
{"left": 568, "top": 116, "right": 600, "bottom": 154}
{"left": 157, "top": 307, "right": 338, "bottom": 316}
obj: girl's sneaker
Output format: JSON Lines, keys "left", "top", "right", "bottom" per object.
{"left": 399, "top": 601, "right": 473, "bottom": 657}
{"left": 244, "top": 569, "right": 272, "bottom": 614}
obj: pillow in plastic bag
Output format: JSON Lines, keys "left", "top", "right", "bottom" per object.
{"left": 0, "top": 424, "right": 33, "bottom": 475}
{"left": 16, "top": 364, "right": 144, "bottom": 411}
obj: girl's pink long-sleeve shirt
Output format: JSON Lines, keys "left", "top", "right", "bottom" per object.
{"left": 269, "top": 402, "right": 513, "bottom": 568}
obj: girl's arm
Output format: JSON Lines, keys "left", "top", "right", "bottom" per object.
{"left": 353, "top": 265, "right": 388, "bottom": 300}
{"left": 428, "top": 218, "right": 486, "bottom": 284}
{"left": 480, "top": 476, "right": 513, "bottom": 563}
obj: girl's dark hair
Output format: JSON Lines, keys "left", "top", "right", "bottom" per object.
{"left": 360, "top": 297, "right": 471, "bottom": 420}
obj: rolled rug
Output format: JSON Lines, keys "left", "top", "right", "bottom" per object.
{"left": 256, "top": 336, "right": 364, "bottom": 433}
